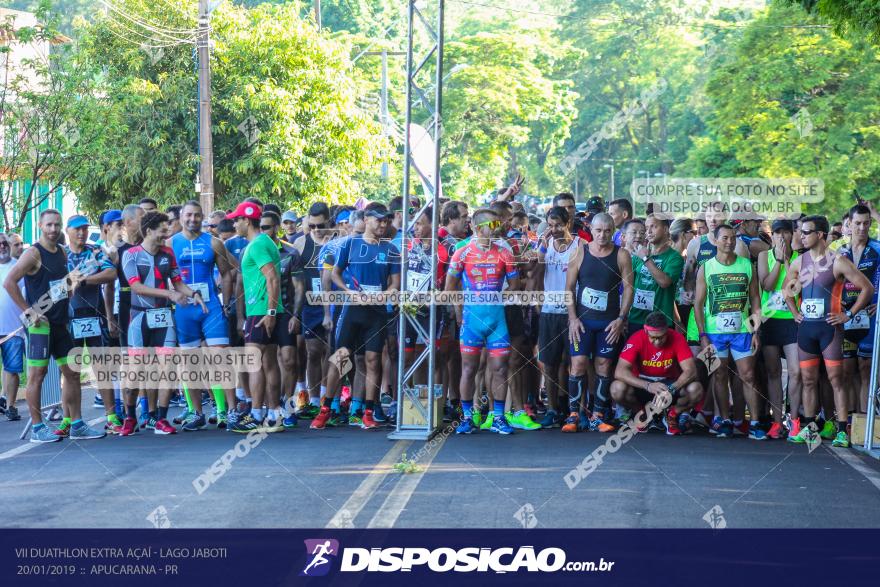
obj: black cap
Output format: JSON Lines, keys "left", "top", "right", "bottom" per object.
{"left": 364, "top": 203, "right": 393, "bottom": 219}
{"left": 586, "top": 196, "right": 605, "bottom": 214}
{"left": 771, "top": 220, "right": 794, "bottom": 233}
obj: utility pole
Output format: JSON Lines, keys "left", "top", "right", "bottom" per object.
{"left": 197, "top": 0, "right": 214, "bottom": 213}
{"left": 314, "top": 0, "right": 322, "bottom": 28}
{"left": 363, "top": 50, "right": 405, "bottom": 178}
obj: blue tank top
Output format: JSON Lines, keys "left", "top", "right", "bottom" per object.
{"left": 171, "top": 232, "right": 218, "bottom": 304}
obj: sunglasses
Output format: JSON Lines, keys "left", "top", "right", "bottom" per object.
{"left": 477, "top": 220, "right": 502, "bottom": 230}
{"left": 309, "top": 223, "right": 327, "bottom": 230}
{"left": 800, "top": 229, "right": 819, "bottom": 236}
{"left": 260, "top": 225, "right": 276, "bottom": 231}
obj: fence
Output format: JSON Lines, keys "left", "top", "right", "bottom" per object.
{"left": 18, "top": 355, "right": 62, "bottom": 439}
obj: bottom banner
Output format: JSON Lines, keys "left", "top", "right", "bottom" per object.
{"left": 2, "top": 529, "right": 878, "bottom": 585}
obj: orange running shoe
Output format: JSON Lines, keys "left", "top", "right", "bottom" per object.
{"left": 561, "top": 412, "right": 579, "bottom": 433}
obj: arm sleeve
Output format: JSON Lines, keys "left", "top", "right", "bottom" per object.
{"left": 448, "top": 247, "right": 464, "bottom": 278}
{"left": 123, "top": 250, "right": 140, "bottom": 285}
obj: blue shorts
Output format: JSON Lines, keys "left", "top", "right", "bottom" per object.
{"left": 569, "top": 318, "right": 621, "bottom": 359}
{"left": 706, "top": 332, "right": 753, "bottom": 360}
{"left": 858, "top": 320, "right": 875, "bottom": 359}
{"left": 175, "top": 302, "right": 229, "bottom": 347}
{"left": 0, "top": 335, "right": 24, "bottom": 374}
{"left": 460, "top": 309, "right": 510, "bottom": 356}
{"left": 302, "top": 305, "right": 325, "bottom": 340}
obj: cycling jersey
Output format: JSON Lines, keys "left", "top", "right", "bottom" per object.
{"left": 171, "top": 232, "right": 229, "bottom": 347}
{"left": 65, "top": 244, "right": 114, "bottom": 316}
{"left": 123, "top": 246, "right": 182, "bottom": 310}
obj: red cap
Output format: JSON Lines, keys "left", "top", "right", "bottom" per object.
{"left": 226, "top": 201, "right": 262, "bottom": 220}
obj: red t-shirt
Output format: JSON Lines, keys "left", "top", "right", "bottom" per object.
{"left": 619, "top": 329, "right": 693, "bottom": 380}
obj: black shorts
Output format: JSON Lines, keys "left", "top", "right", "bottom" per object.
{"left": 275, "top": 313, "right": 297, "bottom": 347}
{"left": 387, "top": 309, "right": 399, "bottom": 340}
{"left": 537, "top": 313, "right": 569, "bottom": 366}
{"left": 243, "top": 315, "right": 283, "bottom": 346}
{"left": 633, "top": 376, "right": 675, "bottom": 405}
{"left": 843, "top": 328, "right": 869, "bottom": 345}
{"left": 797, "top": 321, "right": 843, "bottom": 363}
{"left": 128, "top": 308, "right": 176, "bottom": 349}
{"left": 27, "top": 322, "right": 74, "bottom": 367}
{"left": 524, "top": 307, "right": 540, "bottom": 346}
{"left": 505, "top": 305, "right": 526, "bottom": 340}
{"left": 843, "top": 338, "right": 859, "bottom": 360}
{"left": 335, "top": 307, "right": 387, "bottom": 355}
{"left": 760, "top": 318, "right": 797, "bottom": 348}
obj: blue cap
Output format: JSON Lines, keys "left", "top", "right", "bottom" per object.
{"left": 336, "top": 210, "right": 351, "bottom": 224}
{"left": 101, "top": 209, "right": 122, "bottom": 225}
{"left": 67, "top": 215, "right": 90, "bottom": 229}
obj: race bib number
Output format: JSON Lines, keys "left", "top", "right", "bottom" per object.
{"left": 715, "top": 312, "right": 742, "bottom": 333}
{"left": 190, "top": 282, "right": 210, "bottom": 302}
{"left": 801, "top": 299, "right": 825, "bottom": 319}
{"left": 361, "top": 285, "right": 381, "bottom": 293}
{"left": 113, "top": 288, "right": 120, "bottom": 315}
{"left": 49, "top": 279, "right": 68, "bottom": 302}
{"left": 71, "top": 317, "right": 101, "bottom": 339}
{"left": 580, "top": 287, "right": 608, "bottom": 312}
{"left": 145, "top": 307, "right": 172, "bottom": 329}
{"left": 845, "top": 310, "right": 870, "bottom": 331}
{"left": 634, "top": 289, "right": 656, "bottom": 311}
{"left": 406, "top": 271, "right": 430, "bottom": 292}
{"left": 767, "top": 291, "right": 788, "bottom": 312}
{"left": 311, "top": 277, "right": 321, "bottom": 292}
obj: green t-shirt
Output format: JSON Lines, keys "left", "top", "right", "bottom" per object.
{"left": 703, "top": 255, "right": 753, "bottom": 334}
{"left": 629, "top": 247, "right": 684, "bottom": 327}
{"left": 241, "top": 233, "right": 282, "bottom": 317}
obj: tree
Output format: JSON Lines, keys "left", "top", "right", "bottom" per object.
{"left": 0, "top": 1, "right": 105, "bottom": 230}
{"left": 789, "top": 0, "right": 880, "bottom": 42}
{"left": 69, "top": 0, "right": 386, "bottom": 215}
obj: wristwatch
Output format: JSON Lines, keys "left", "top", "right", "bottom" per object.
{"left": 845, "top": 309, "right": 853, "bottom": 320}
{"left": 267, "top": 308, "right": 277, "bottom": 317}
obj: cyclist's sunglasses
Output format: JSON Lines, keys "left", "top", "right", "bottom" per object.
{"left": 476, "top": 219, "right": 502, "bottom": 230}
{"left": 309, "top": 223, "right": 328, "bottom": 230}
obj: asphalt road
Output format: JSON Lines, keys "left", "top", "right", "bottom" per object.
{"left": 1, "top": 397, "right": 879, "bottom": 529}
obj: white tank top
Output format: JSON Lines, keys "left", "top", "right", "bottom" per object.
{"left": 543, "top": 236, "right": 579, "bottom": 314}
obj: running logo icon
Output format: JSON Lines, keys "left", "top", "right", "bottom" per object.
{"left": 301, "top": 539, "right": 339, "bottom": 576}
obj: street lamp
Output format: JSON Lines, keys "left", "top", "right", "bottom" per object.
{"left": 603, "top": 163, "right": 615, "bottom": 201}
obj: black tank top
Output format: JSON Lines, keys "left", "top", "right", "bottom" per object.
{"left": 25, "top": 242, "right": 68, "bottom": 323}
{"left": 696, "top": 235, "right": 717, "bottom": 269}
{"left": 576, "top": 244, "right": 621, "bottom": 321}
{"left": 301, "top": 235, "right": 322, "bottom": 306}
{"left": 800, "top": 251, "right": 840, "bottom": 322}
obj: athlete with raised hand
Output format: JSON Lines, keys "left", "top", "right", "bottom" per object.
{"left": 566, "top": 212, "right": 634, "bottom": 433}
{"left": 785, "top": 215, "right": 874, "bottom": 448}
{"left": 170, "top": 200, "right": 235, "bottom": 431}
{"left": 124, "top": 211, "right": 207, "bottom": 435}
{"left": 446, "top": 208, "right": 521, "bottom": 435}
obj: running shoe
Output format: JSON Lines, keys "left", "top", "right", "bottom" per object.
{"left": 54, "top": 421, "right": 70, "bottom": 438}
{"left": 787, "top": 419, "right": 802, "bottom": 442}
{"left": 819, "top": 420, "right": 837, "bottom": 440}
{"left": 30, "top": 425, "right": 61, "bottom": 443}
{"left": 693, "top": 412, "right": 711, "bottom": 429}
{"left": 327, "top": 411, "right": 341, "bottom": 427}
{"left": 119, "top": 417, "right": 138, "bottom": 436}
{"left": 578, "top": 411, "right": 591, "bottom": 431}
{"left": 748, "top": 424, "right": 767, "bottom": 440}
{"left": 296, "top": 404, "right": 320, "bottom": 420}
{"left": 310, "top": 406, "right": 332, "bottom": 430}
{"left": 589, "top": 413, "right": 616, "bottom": 433}
{"left": 153, "top": 419, "right": 177, "bottom": 435}
{"left": 539, "top": 409, "right": 561, "bottom": 429}
{"left": 443, "top": 404, "right": 454, "bottom": 423}
{"left": 665, "top": 411, "right": 682, "bottom": 436}
{"left": 5, "top": 405, "right": 20, "bottom": 421}
{"left": 208, "top": 410, "right": 218, "bottom": 425}
{"left": 709, "top": 416, "right": 723, "bottom": 435}
{"left": 138, "top": 412, "right": 151, "bottom": 430}
{"left": 372, "top": 403, "right": 388, "bottom": 423}
{"left": 225, "top": 410, "right": 238, "bottom": 431}
{"left": 480, "top": 412, "right": 495, "bottom": 431}
{"left": 182, "top": 413, "right": 207, "bottom": 432}
{"left": 380, "top": 391, "right": 393, "bottom": 406}
{"left": 472, "top": 411, "right": 484, "bottom": 427}
{"left": 0, "top": 395, "right": 5, "bottom": 413}
{"left": 561, "top": 412, "right": 579, "bottom": 433}
{"left": 507, "top": 410, "right": 541, "bottom": 431}
{"left": 263, "top": 417, "right": 284, "bottom": 433}
{"left": 361, "top": 409, "right": 379, "bottom": 430}
{"left": 295, "top": 390, "right": 310, "bottom": 410}
{"left": 282, "top": 413, "right": 298, "bottom": 429}
{"left": 105, "top": 414, "right": 124, "bottom": 435}
{"left": 348, "top": 413, "right": 363, "bottom": 427}
{"left": 172, "top": 409, "right": 193, "bottom": 425}
{"left": 93, "top": 394, "right": 104, "bottom": 409}
{"left": 648, "top": 415, "right": 665, "bottom": 433}
{"left": 767, "top": 422, "right": 785, "bottom": 440}
{"left": 70, "top": 422, "right": 106, "bottom": 440}
{"left": 716, "top": 419, "right": 733, "bottom": 438}
{"left": 489, "top": 414, "right": 514, "bottom": 435}
{"left": 231, "top": 413, "right": 261, "bottom": 433}
{"left": 789, "top": 423, "right": 819, "bottom": 445}
{"left": 832, "top": 431, "right": 850, "bottom": 448}
{"left": 144, "top": 416, "right": 158, "bottom": 430}
{"left": 523, "top": 404, "right": 537, "bottom": 419}
{"left": 733, "top": 420, "right": 748, "bottom": 437}
{"left": 678, "top": 412, "right": 694, "bottom": 435}
{"left": 456, "top": 417, "right": 478, "bottom": 434}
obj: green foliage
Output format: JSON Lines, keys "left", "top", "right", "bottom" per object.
{"left": 69, "top": 0, "right": 386, "bottom": 215}
{"left": 788, "top": 0, "right": 880, "bottom": 42}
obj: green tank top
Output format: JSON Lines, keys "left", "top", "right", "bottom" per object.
{"left": 760, "top": 251, "right": 797, "bottom": 321}
{"left": 703, "top": 255, "right": 753, "bottom": 334}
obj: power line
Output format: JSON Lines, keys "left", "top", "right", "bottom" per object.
{"left": 97, "top": 0, "right": 200, "bottom": 41}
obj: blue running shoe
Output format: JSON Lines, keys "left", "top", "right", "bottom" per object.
{"left": 709, "top": 416, "right": 723, "bottom": 435}
{"left": 716, "top": 419, "right": 733, "bottom": 438}
{"left": 372, "top": 403, "right": 388, "bottom": 423}
{"left": 283, "top": 413, "right": 298, "bottom": 429}
{"left": 748, "top": 424, "right": 767, "bottom": 440}
{"left": 489, "top": 414, "right": 514, "bottom": 435}
{"left": 455, "top": 418, "right": 478, "bottom": 434}
{"left": 539, "top": 409, "right": 560, "bottom": 429}
{"left": 578, "top": 411, "right": 590, "bottom": 431}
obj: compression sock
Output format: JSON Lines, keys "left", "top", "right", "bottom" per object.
{"left": 138, "top": 396, "right": 148, "bottom": 416}
{"left": 322, "top": 396, "right": 333, "bottom": 409}
{"left": 62, "top": 417, "right": 71, "bottom": 427}
{"left": 126, "top": 404, "right": 136, "bottom": 419}
{"left": 235, "top": 388, "right": 247, "bottom": 402}
{"left": 251, "top": 408, "right": 264, "bottom": 422}
{"left": 462, "top": 400, "right": 474, "bottom": 418}
{"left": 567, "top": 375, "right": 586, "bottom": 414}
{"left": 182, "top": 384, "right": 195, "bottom": 412}
{"left": 838, "top": 421, "right": 848, "bottom": 434}
{"left": 595, "top": 376, "right": 612, "bottom": 418}
{"left": 157, "top": 406, "right": 168, "bottom": 420}
{"left": 365, "top": 400, "right": 374, "bottom": 412}
{"left": 331, "top": 397, "right": 340, "bottom": 413}
{"left": 493, "top": 400, "right": 504, "bottom": 418}
{"left": 211, "top": 385, "right": 227, "bottom": 413}
{"left": 351, "top": 398, "right": 364, "bottom": 416}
